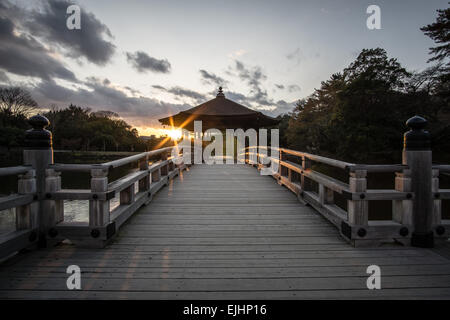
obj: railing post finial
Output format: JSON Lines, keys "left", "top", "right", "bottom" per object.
{"left": 25, "top": 114, "right": 52, "bottom": 150}
{"left": 404, "top": 115, "right": 430, "bottom": 151}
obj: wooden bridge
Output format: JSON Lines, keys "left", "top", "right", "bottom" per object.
{"left": 0, "top": 115, "right": 449, "bottom": 299}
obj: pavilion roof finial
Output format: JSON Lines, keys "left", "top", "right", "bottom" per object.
{"left": 216, "top": 86, "right": 225, "bottom": 98}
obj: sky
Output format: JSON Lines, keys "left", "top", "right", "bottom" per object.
{"left": 0, "top": 0, "right": 447, "bottom": 136}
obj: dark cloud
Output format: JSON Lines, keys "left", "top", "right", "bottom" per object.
{"left": 153, "top": 85, "right": 207, "bottom": 103}
{"left": 167, "top": 87, "right": 206, "bottom": 103}
{"left": 31, "top": 78, "right": 191, "bottom": 127}
{"left": 224, "top": 91, "right": 248, "bottom": 104}
{"left": 199, "top": 69, "right": 227, "bottom": 87}
{"left": 231, "top": 60, "right": 271, "bottom": 106}
{"left": 126, "top": 51, "right": 171, "bottom": 73}
{"left": 0, "top": 13, "right": 77, "bottom": 82}
{"left": 27, "top": 0, "right": 115, "bottom": 65}
{"left": 225, "top": 60, "right": 296, "bottom": 116}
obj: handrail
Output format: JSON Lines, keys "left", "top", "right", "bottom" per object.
{"left": 0, "top": 166, "right": 32, "bottom": 177}
{"left": 102, "top": 147, "right": 175, "bottom": 168}
{"left": 50, "top": 163, "right": 106, "bottom": 172}
{"left": 246, "top": 146, "right": 410, "bottom": 172}
{"left": 433, "top": 165, "right": 450, "bottom": 172}
{"left": 242, "top": 145, "right": 444, "bottom": 247}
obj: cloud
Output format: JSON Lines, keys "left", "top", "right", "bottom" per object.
{"left": 31, "top": 78, "right": 191, "bottom": 127}
{"left": 232, "top": 60, "right": 271, "bottom": 106}
{"left": 225, "top": 60, "right": 296, "bottom": 115}
{"left": 0, "top": 12, "right": 77, "bottom": 82}
{"left": 126, "top": 51, "right": 171, "bottom": 73}
{"left": 153, "top": 85, "right": 207, "bottom": 104}
{"left": 286, "top": 48, "right": 304, "bottom": 65}
{"left": 199, "top": 69, "right": 227, "bottom": 87}
{"left": 26, "top": 0, "right": 115, "bottom": 65}
{"left": 287, "top": 84, "right": 301, "bottom": 92}
{"left": 0, "top": 70, "right": 10, "bottom": 83}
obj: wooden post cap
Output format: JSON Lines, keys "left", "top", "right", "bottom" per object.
{"left": 25, "top": 114, "right": 52, "bottom": 149}
{"left": 403, "top": 115, "right": 430, "bottom": 151}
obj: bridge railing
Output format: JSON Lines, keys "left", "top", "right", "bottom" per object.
{"left": 243, "top": 116, "right": 449, "bottom": 247}
{"left": 46, "top": 146, "right": 189, "bottom": 248}
{"left": 0, "top": 166, "right": 39, "bottom": 258}
{"left": 0, "top": 115, "right": 192, "bottom": 257}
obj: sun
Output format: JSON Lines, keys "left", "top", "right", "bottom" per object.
{"left": 165, "top": 128, "right": 182, "bottom": 140}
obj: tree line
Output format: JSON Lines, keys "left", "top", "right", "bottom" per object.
{"left": 0, "top": 99, "right": 172, "bottom": 152}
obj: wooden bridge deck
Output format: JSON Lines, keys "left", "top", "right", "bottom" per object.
{"left": 0, "top": 164, "right": 450, "bottom": 299}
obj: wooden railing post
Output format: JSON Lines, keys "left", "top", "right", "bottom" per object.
{"left": 160, "top": 152, "right": 168, "bottom": 176}
{"left": 432, "top": 168, "right": 441, "bottom": 226}
{"left": 152, "top": 167, "right": 161, "bottom": 182}
{"left": 23, "top": 115, "right": 53, "bottom": 247}
{"left": 319, "top": 184, "right": 334, "bottom": 205}
{"left": 138, "top": 155, "right": 150, "bottom": 192}
{"left": 89, "top": 166, "right": 110, "bottom": 226}
{"left": 16, "top": 169, "right": 37, "bottom": 230}
{"left": 279, "top": 150, "right": 287, "bottom": 176}
{"left": 45, "top": 168, "right": 63, "bottom": 227}
{"left": 347, "top": 170, "right": 368, "bottom": 226}
{"left": 403, "top": 115, "right": 434, "bottom": 247}
{"left": 300, "top": 156, "right": 311, "bottom": 193}
{"left": 393, "top": 169, "right": 413, "bottom": 226}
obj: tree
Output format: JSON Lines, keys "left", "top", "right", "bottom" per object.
{"left": 343, "top": 48, "right": 410, "bottom": 90}
{"left": 286, "top": 48, "right": 449, "bottom": 163}
{"left": 0, "top": 87, "right": 38, "bottom": 117}
{"left": 421, "top": 6, "right": 450, "bottom": 64}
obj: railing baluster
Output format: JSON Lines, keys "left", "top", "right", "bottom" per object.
{"left": 120, "top": 185, "right": 135, "bottom": 205}
{"left": 300, "top": 155, "right": 311, "bottom": 193}
{"left": 89, "top": 166, "right": 110, "bottom": 227}
{"left": 45, "top": 169, "right": 63, "bottom": 225}
{"left": 319, "top": 184, "right": 334, "bottom": 205}
{"left": 347, "top": 169, "right": 368, "bottom": 226}
{"left": 160, "top": 152, "right": 168, "bottom": 176}
{"left": 152, "top": 167, "right": 161, "bottom": 182}
{"left": 138, "top": 155, "right": 150, "bottom": 192}
{"left": 16, "top": 169, "right": 37, "bottom": 230}
{"left": 393, "top": 168, "right": 412, "bottom": 225}
{"left": 432, "top": 168, "right": 441, "bottom": 226}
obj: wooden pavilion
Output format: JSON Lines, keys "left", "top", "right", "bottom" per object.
{"left": 158, "top": 87, "right": 280, "bottom": 131}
